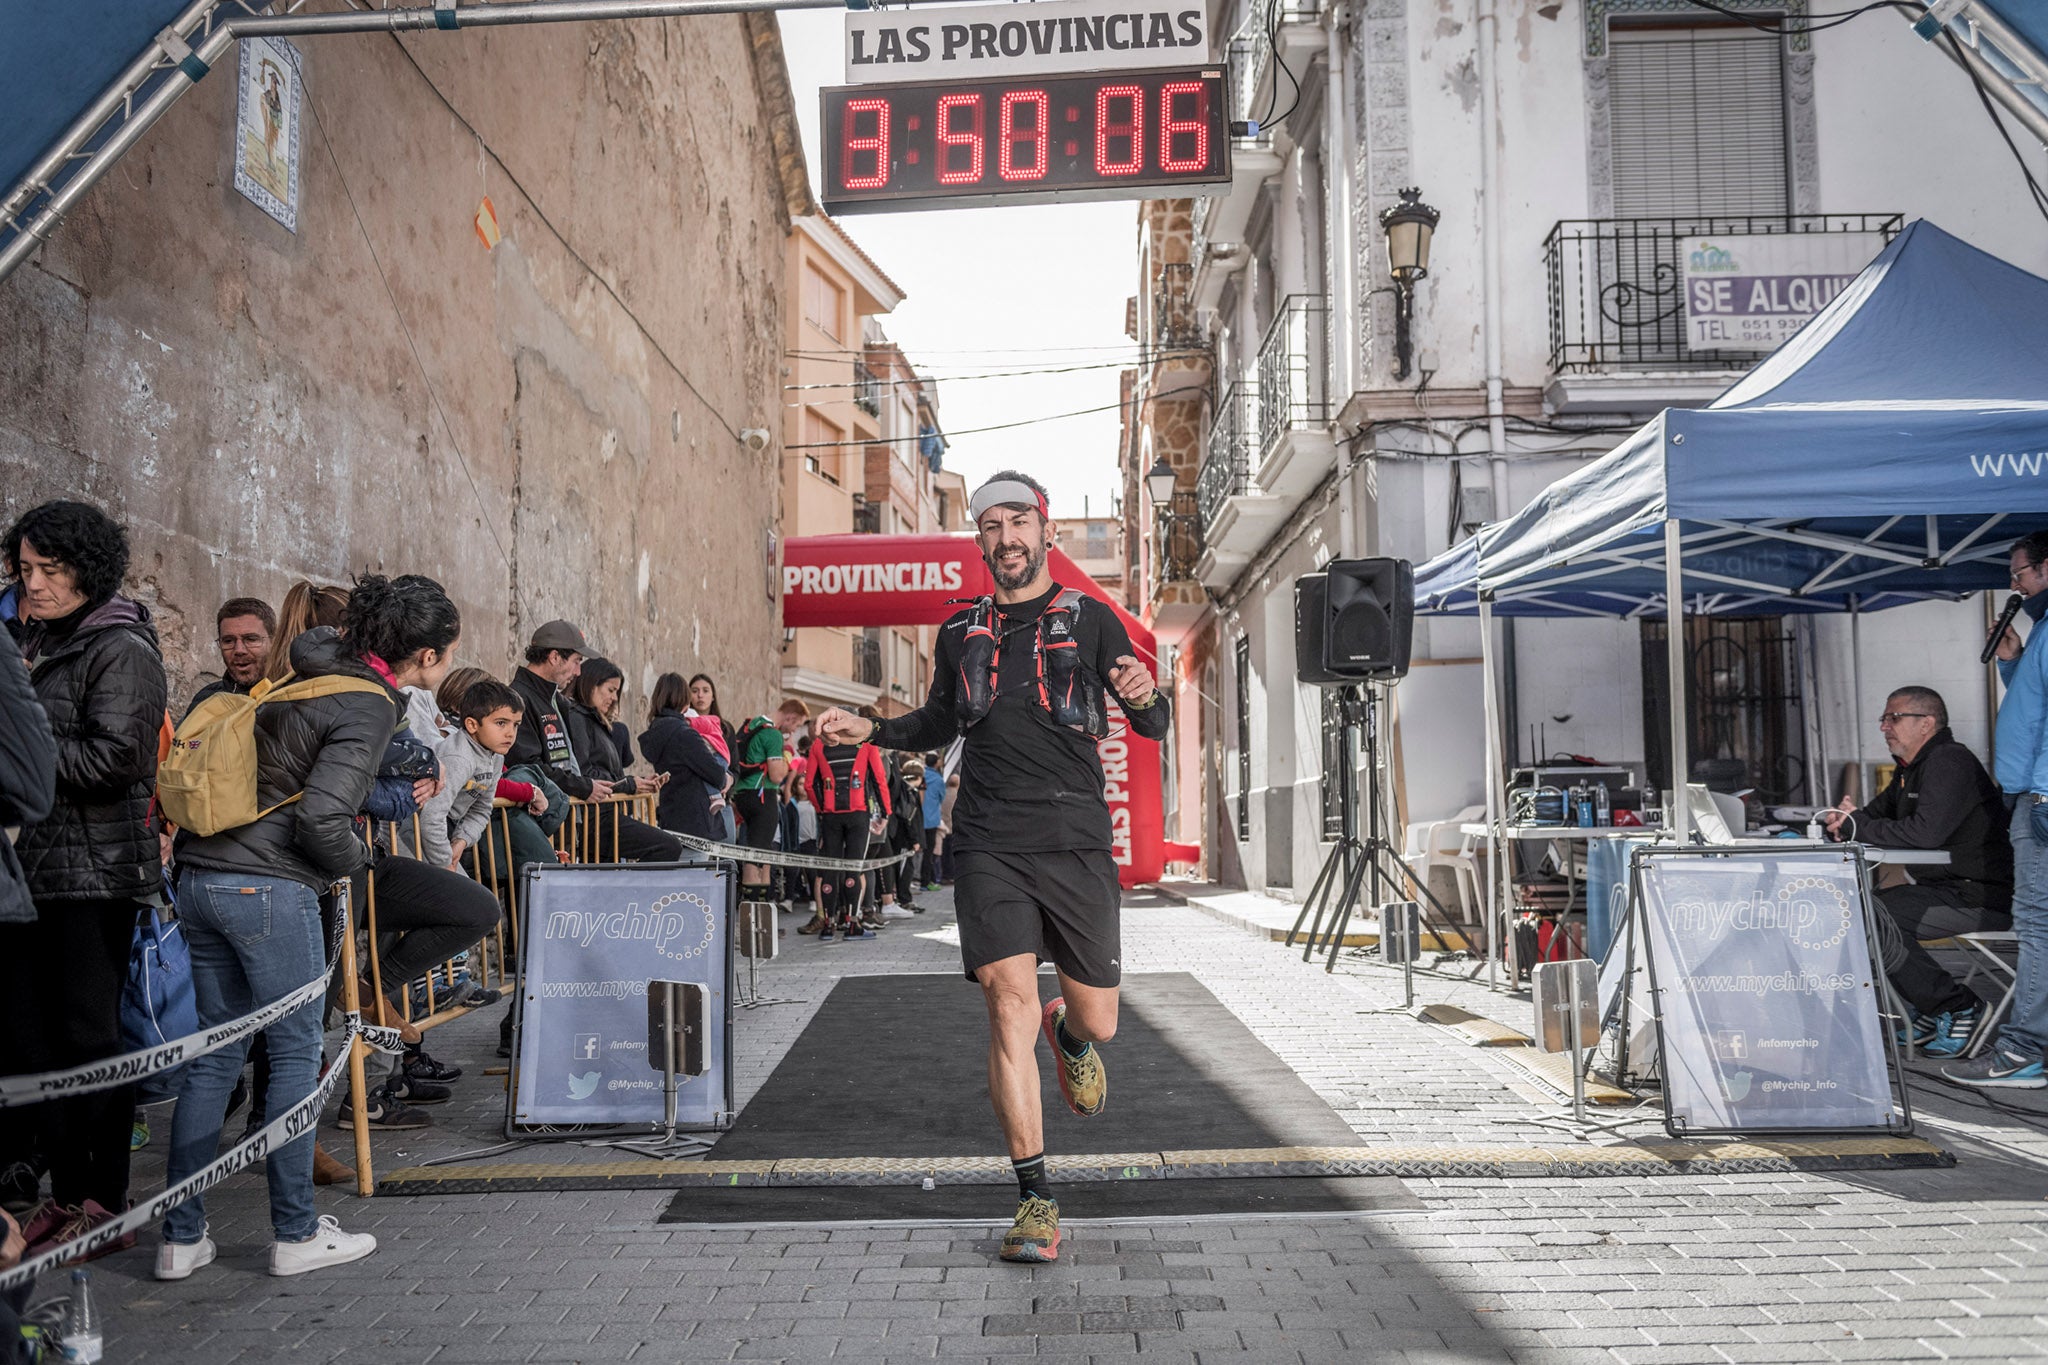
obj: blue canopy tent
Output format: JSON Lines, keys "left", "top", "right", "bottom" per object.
{"left": 1409, "top": 220, "right": 2048, "bottom": 968}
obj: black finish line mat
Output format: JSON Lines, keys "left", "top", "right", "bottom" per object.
{"left": 689, "top": 969, "right": 1421, "bottom": 1221}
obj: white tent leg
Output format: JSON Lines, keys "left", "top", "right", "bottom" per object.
{"left": 1479, "top": 594, "right": 1506, "bottom": 988}
{"left": 1849, "top": 593, "right": 1865, "bottom": 802}
{"left": 1665, "top": 520, "right": 1691, "bottom": 842}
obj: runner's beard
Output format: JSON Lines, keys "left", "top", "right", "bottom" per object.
{"left": 987, "top": 537, "right": 1048, "bottom": 591}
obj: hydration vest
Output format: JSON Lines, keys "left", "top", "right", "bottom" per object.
{"left": 809, "top": 741, "right": 888, "bottom": 815}
{"left": 954, "top": 586, "right": 1108, "bottom": 738}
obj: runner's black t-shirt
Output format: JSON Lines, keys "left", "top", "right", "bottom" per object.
{"left": 872, "top": 582, "right": 1171, "bottom": 854}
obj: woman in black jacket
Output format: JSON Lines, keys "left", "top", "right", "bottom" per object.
{"left": 158, "top": 574, "right": 458, "bottom": 1282}
{"left": 0, "top": 500, "right": 168, "bottom": 1241}
{"left": 561, "top": 658, "right": 681, "bottom": 862}
{"left": 640, "top": 672, "right": 729, "bottom": 843}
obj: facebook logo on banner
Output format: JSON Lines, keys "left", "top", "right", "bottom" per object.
{"left": 574, "top": 1034, "right": 602, "bottom": 1062}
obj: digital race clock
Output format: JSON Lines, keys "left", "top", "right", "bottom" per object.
{"left": 821, "top": 66, "right": 1231, "bottom": 214}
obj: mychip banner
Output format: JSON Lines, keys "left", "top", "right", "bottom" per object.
{"left": 511, "top": 863, "right": 733, "bottom": 1131}
{"left": 1635, "top": 846, "right": 1906, "bottom": 1137}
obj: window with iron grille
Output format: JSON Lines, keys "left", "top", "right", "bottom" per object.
{"left": 1609, "top": 25, "right": 1789, "bottom": 217}
{"left": 1234, "top": 635, "right": 1252, "bottom": 843}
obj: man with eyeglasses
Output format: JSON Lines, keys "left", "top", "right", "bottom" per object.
{"left": 1823, "top": 686, "right": 2011, "bottom": 1056}
{"left": 186, "top": 596, "right": 275, "bottom": 716}
{"left": 1944, "top": 531, "right": 2048, "bottom": 1088}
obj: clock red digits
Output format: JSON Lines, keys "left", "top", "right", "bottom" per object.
{"left": 935, "top": 93, "right": 986, "bottom": 184}
{"left": 1159, "top": 81, "right": 1208, "bottom": 173}
{"left": 1094, "top": 84, "right": 1143, "bottom": 176}
{"left": 998, "top": 90, "right": 1050, "bottom": 181}
{"left": 842, "top": 98, "right": 890, "bottom": 190}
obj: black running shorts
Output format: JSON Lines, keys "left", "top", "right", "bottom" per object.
{"left": 952, "top": 848, "right": 1122, "bottom": 988}
{"left": 734, "top": 789, "right": 781, "bottom": 858}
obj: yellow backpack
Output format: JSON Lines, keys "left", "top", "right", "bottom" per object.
{"left": 158, "top": 674, "right": 390, "bottom": 836}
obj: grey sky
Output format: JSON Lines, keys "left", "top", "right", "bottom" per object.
{"left": 779, "top": 9, "right": 1136, "bottom": 521}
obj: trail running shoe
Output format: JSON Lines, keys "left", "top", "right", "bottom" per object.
{"left": 999, "top": 1195, "right": 1061, "bottom": 1263}
{"left": 1041, "top": 997, "right": 1106, "bottom": 1117}
{"left": 1942, "top": 1046, "right": 2046, "bottom": 1089}
{"left": 1921, "top": 1006, "right": 1980, "bottom": 1058}
{"left": 130, "top": 1120, "right": 149, "bottom": 1151}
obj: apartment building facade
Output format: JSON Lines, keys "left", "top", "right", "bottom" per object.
{"left": 779, "top": 214, "right": 953, "bottom": 717}
{"left": 1127, "top": 0, "right": 2047, "bottom": 899}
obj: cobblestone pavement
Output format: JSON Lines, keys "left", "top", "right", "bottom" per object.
{"left": 45, "top": 885, "right": 2048, "bottom": 1363}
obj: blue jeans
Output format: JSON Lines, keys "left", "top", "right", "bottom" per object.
{"left": 1994, "top": 801, "right": 2048, "bottom": 1062}
{"left": 164, "top": 871, "right": 328, "bottom": 1244}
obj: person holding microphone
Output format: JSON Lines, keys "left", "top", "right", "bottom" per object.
{"left": 1946, "top": 532, "right": 2048, "bottom": 1088}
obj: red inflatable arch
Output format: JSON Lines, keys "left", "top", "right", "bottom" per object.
{"left": 782, "top": 534, "right": 1164, "bottom": 887}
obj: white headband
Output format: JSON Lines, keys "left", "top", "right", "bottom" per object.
{"left": 969, "top": 479, "right": 1048, "bottom": 521}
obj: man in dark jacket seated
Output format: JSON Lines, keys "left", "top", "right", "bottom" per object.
{"left": 1826, "top": 686, "right": 2014, "bottom": 1056}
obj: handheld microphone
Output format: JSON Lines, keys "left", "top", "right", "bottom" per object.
{"left": 1983, "top": 592, "right": 2026, "bottom": 665}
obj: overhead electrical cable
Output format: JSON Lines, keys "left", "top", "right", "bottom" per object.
{"left": 784, "top": 384, "right": 1211, "bottom": 449}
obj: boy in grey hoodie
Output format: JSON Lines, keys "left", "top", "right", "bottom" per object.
{"left": 419, "top": 679, "right": 524, "bottom": 871}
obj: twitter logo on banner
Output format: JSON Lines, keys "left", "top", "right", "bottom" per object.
{"left": 568, "top": 1071, "right": 601, "bottom": 1100}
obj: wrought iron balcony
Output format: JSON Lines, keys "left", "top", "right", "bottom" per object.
{"left": 852, "top": 499, "right": 881, "bottom": 535}
{"left": 1152, "top": 262, "right": 1205, "bottom": 353}
{"left": 1543, "top": 214, "right": 1903, "bottom": 373}
{"left": 852, "top": 633, "right": 883, "bottom": 688}
{"left": 1157, "top": 488, "right": 1203, "bottom": 583}
{"left": 1198, "top": 381, "right": 1257, "bottom": 532}
{"left": 853, "top": 365, "right": 882, "bottom": 416}
{"left": 1231, "top": 0, "right": 1321, "bottom": 132}
{"left": 1256, "top": 294, "right": 1330, "bottom": 460}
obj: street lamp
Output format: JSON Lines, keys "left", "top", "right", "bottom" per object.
{"left": 1378, "top": 186, "right": 1440, "bottom": 383}
{"left": 1145, "top": 456, "right": 1178, "bottom": 506}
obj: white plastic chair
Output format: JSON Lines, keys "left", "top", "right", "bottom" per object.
{"left": 1402, "top": 804, "right": 1487, "bottom": 925}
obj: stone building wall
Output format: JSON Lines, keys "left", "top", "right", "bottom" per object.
{"left": 0, "top": 18, "right": 805, "bottom": 719}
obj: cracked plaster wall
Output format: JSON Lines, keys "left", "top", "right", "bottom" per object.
{"left": 0, "top": 20, "right": 790, "bottom": 714}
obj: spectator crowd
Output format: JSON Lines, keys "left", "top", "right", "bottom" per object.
{"left": 0, "top": 495, "right": 959, "bottom": 1311}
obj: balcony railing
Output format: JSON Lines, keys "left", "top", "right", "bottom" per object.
{"left": 1157, "top": 488, "right": 1203, "bottom": 583}
{"left": 853, "top": 365, "right": 882, "bottom": 416}
{"left": 852, "top": 500, "right": 881, "bottom": 534}
{"left": 1232, "top": 0, "right": 1320, "bottom": 129}
{"left": 1199, "top": 381, "right": 1258, "bottom": 532}
{"left": 1544, "top": 214, "right": 1903, "bottom": 373}
{"left": 853, "top": 633, "right": 883, "bottom": 688}
{"left": 1256, "top": 294, "right": 1330, "bottom": 459}
{"left": 1152, "top": 262, "right": 1204, "bottom": 352}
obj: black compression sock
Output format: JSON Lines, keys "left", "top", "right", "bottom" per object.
{"left": 1055, "top": 1016, "right": 1090, "bottom": 1059}
{"left": 1013, "top": 1153, "right": 1051, "bottom": 1201}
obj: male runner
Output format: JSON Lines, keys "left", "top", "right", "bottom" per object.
{"left": 818, "top": 471, "right": 1171, "bottom": 1263}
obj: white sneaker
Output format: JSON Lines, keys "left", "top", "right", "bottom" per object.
{"left": 269, "top": 1215, "right": 376, "bottom": 1276}
{"left": 878, "top": 906, "right": 914, "bottom": 919}
{"left": 155, "top": 1233, "right": 216, "bottom": 1281}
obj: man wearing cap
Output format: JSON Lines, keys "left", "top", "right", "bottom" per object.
{"left": 818, "top": 470, "right": 1172, "bottom": 1264}
{"left": 510, "top": 619, "right": 612, "bottom": 804}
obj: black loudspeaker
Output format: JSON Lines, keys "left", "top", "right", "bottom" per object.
{"left": 1294, "top": 557, "right": 1414, "bottom": 684}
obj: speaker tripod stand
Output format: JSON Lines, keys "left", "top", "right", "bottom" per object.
{"left": 1285, "top": 684, "right": 1463, "bottom": 976}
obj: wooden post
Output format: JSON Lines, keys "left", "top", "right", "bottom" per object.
{"left": 335, "top": 880, "right": 375, "bottom": 1196}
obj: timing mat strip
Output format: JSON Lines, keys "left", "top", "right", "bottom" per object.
{"left": 374, "top": 1136, "right": 1952, "bottom": 1194}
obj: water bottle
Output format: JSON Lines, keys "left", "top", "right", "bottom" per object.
{"left": 1593, "top": 783, "right": 1611, "bottom": 828}
{"left": 62, "top": 1267, "right": 102, "bottom": 1363}
{"left": 1573, "top": 783, "right": 1594, "bottom": 829}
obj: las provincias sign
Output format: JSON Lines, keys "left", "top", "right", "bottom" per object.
{"left": 843, "top": 0, "right": 1210, "bottom": 84}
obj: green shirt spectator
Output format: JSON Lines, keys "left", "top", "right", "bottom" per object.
{"left": 731, "top": 716, "right": 788, "bottom": 794}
